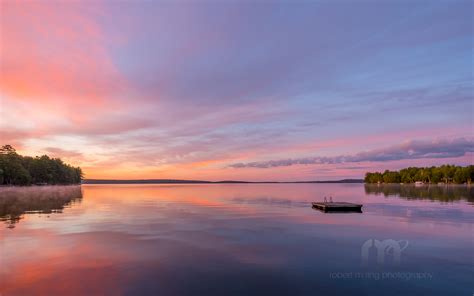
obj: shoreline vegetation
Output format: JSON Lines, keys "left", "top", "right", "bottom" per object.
{"left": 364, "top": 165, "right": 474, "bottom": 184}
{"left": 0, "top": 145, "right": 83, "bottom": 186}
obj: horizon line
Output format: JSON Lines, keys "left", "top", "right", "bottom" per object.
{"left": 82, "top": 178, "right": 365, "bottom": 184}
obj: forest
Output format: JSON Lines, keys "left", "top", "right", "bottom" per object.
{"left": 364, "top": 165, "right": 474, "bottom": 184}
{"left": 0, "top": 145, "right": 83, "bottom": 186}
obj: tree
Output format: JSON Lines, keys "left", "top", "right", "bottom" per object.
{"left": 400, "top": 167, "right": 419, "bottom": 183}
{"left": 468, "top": 165, "right": 474, "bottom": 184}
{"left": 365, "top": 172, "right": 383, "bottom": 183}
{"left": 440, "top": 165, "right": 456, "bottom": 184}
{"left": 365, "top": 165, "right": 472, "bottom": 184}
{"left": 383, "top": 170, "right": 401, "bottom": 183}
{"left": 0, "top": 145, "right": 82, "bottom": 186}
{"left": 0, "top": 145, "right": 16, "bottom": 154}
{"left": 430, "top": 167, "right": 442, "bottom": 183}
{"left": 13, "top": 166, "right": 32, "bottom": 185}
{"left": 453, "top": 167, "right": 469, "bottom": 184}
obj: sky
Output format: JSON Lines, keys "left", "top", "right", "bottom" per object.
{"left": 0, "top": 0, "right": 472, "bottom": 181}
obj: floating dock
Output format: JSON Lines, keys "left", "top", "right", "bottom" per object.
{"left": 312, "top": 202, "right": 363, "bottom": 213}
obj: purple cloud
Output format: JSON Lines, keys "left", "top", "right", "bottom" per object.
{"left": 229, "top": 138, "right": 474, "bottom": 168}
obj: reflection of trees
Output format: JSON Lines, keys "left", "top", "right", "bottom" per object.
{"left": 0, "top": 185, "right": 83, "bottom": 228}
{"left": 364, "top": 184, "right": 474, "bottom": 203}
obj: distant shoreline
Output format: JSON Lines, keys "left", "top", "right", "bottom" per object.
{"left": 82, "top": 179, "right": 364, "bottom": 184}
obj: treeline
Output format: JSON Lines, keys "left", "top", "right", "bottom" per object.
{"left": 0, "top": 145, "right": 83, "bottom": 186}
{"left": 364, "top": 165, "right": 474, "bottom": 184}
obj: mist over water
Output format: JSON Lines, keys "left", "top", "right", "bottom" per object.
{"left": 1, "top": 184, "right": 472, "bottom": 295}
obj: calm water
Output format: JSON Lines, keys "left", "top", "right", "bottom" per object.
{"left": 1, "top": 184, "right": 473, "bottom": 295}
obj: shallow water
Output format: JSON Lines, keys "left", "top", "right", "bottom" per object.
{"left": 1, "top": 184, "right": 473, "bottom": 295}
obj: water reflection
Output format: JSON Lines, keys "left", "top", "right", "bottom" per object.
{"left": 0, "top": 185, "right": 82, "bottom": 228}
{"left": 231, "top": 196, "right": 309, "bottom": 208}
{"left": 1, "top": 184, "right": 472, "bottom": 295}
{"left": 364, "top": 184, "right": 474, "bottom": 203}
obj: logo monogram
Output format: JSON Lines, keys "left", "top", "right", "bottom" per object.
{"left": 361, "top": 239, "right": 409, "bottom": 266}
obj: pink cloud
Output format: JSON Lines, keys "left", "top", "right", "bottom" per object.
{"left": 0, "top": 2, "right": 128, "bottom": 123}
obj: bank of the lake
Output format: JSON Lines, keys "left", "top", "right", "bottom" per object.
{"left": 0, "top": 145, "right": 82, "bottom": 186}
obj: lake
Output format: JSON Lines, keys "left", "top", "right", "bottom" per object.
{"left": 1, "top": 184, "right": 473, "bottom": 295}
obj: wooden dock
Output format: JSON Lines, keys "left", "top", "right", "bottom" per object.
{"left": 312, "top": 202, "right": 363, "bottom": 213}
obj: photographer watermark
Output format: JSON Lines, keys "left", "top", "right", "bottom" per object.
{"left": 328, "top": 239, "right": 433, "bottom": 281}
{"left": 361, "top": 239, "right": 409, "bottom": 266}
{"left": 329, "top": 272, "right": 433, "bottom": 281}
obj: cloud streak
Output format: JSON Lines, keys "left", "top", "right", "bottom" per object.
{"left": 44, "top": 147, "right": 83, "bottom": 159}
{"left": 229, "top": 138, "right": 474, "bottom": 169}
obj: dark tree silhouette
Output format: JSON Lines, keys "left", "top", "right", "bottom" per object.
{"left": 0, "top": 145, "right": 83, "bottom": 186}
